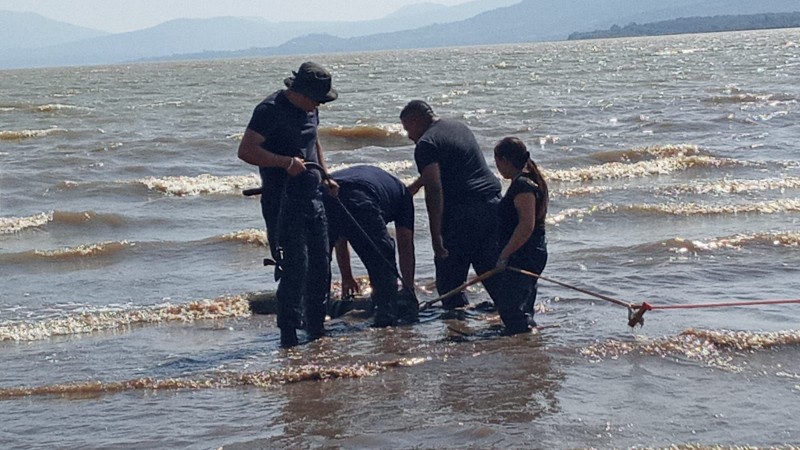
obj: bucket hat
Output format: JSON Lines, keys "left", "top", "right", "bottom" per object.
{"left": 284, "top": 61, "right": 338, "bottom": 103}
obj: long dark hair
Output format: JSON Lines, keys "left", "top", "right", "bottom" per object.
{"left": 494, "top": 136, "right": 549, "bottom": 221}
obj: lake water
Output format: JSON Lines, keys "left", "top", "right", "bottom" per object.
{"left": 1, "top": 28, "right": 800, "bottom": 449}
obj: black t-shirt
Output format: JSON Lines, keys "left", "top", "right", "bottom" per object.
{"left": 413, "top": 119, "right": 500, "bottom": 207}
{"left": 498, "top": 173, "right": 545, "bottom": 250}
{"left": 247, "top": 90, "right": 321, "bottom": 197}
{"left": 331, "top": 165, "right": 415, "bottom": 230}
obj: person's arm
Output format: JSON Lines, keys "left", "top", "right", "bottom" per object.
{"left": 237, "top": 129, "right": 305, "bottom": 176}
{"left": 499, "top": 192, "right": 536, "bottom": 262}
{"left": 395, "top": 226, "right": 415, "bottom": 290}
{"left": 419, "top": 163, "right": 447, "bottom": 259}
{"left": 407, "top": 177, "right": 423, "bottom": 196}
{"left": 333, "top": 237, "right": 360, "bottom": 297}
{"left": 315, "top": 139, "right": 339, "bottom": 197}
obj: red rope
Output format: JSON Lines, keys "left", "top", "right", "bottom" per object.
{"left": 505, "top": 266, "right": 799, "bottom": 327}
{"left": 645, "top": 298, "right": 800, "bottom": 310}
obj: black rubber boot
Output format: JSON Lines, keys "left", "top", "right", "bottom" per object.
{"left": 305, "top": 303, "right": 326, "bottom": 340}
{"left": 396, "top": 288, "right": 419, "bottom": 323}
{"left": 372, "top": 303, "right": 397, "bottom": 328}
{"left": 441, "top": 295, "right": 468, "bottom": 310}
{"left": 503, "top": 320, "right": 531, "bottom": 336}
{"left": 306, "top": 326, "right": 325, "bottom": 341}
{"left": 280, "top": 327, "right": 298, "bottom": 348}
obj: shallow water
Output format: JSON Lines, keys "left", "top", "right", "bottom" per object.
{"left": 1, "top": 29, "right": 800, "bottom": 449}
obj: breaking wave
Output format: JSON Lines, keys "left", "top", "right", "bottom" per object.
{"left": 218, "top": 229, "right": 268, "bottom": 247}
{"left": 628, "top": 198, "right": 800, "bottom": 216}
{"left": 319, "top": 123, "right": 408, "bottom": 149}
{"left": 0, "top": 241, "right": 135, "bottom": 264}
{"left": 706, "top": 91, "right": 796, "bottom": 105}
{"left": 35, "top": 241, "right": 134, "bottom": 259}
{"left": 0, "top": 212, "right": 53, "bottom": 234}
{"left": 547, "top": 199, "right": 800, "bottom": 225}
{"left": 552, "top": 177, "right": 800, "bottom": 200}
{"left": 552, "top": 185, "right": 614, "bottom": 199}
{"left": 0, "top": 296, "right": 253, "bottom": 342}
{"left": 664, "top": 232, "right": 800, "bottom": 253}
{"left": 547, "top": 155, "right": 742, "bottom": 183}
{"left": 320, "top": 123, "right": 405, "bottom": 140}
{"left": 35, "top": 103, "right": 90, "bottom": 112}
{"left": 137, "top": 173, "right": 260, "bottom": 196}
{"left": 0, "top": 358, "right": 425, "bottom": 399}
{"left": 590, "top": 144, "right": 702, "bottom": 163}
{"left": 0, "top": 211, "right": 128, "bottom": 235}
{"left": 661, "top": 177, "right": 800, "bottom": 195}
{"left": 0, "top": 128, "right": 68, "bottom": 140}
{"left": 581, "top": 328, "right": 800, "bottom": 372}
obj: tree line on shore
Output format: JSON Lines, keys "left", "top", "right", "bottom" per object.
{"left": 568, "top": 11, "right": 800, "bottom": 40}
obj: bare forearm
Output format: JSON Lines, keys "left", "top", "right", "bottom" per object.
{"left": 334, "top": 239, "right": 353, "bottom": 280}
{"left": 500, "top": 226, "right": 534, "bottom": 261}
{"left": 407, "top": 177, "right": 423, "bottom": 196}
{"left": 315, "top": 140, "right": 329, "bottom": 172}
{"left": 396, "top": 227, "right": 415, "bottom": 287}
{"left": 424, "top": 188, "right": 444, "bottom": 246}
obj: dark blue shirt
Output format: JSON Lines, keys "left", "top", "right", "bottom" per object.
{"left": 330, "top": 165, "right": 415, "bottom": 230}
{"left": 247, "top": 90, "right": 321, "bottom": 197}
{"left": 413, "top": 119, "right": 501, "bottom": 207}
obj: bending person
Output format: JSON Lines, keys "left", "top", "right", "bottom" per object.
{"left": 324, "top": 165, "right": 418, "bottom": 327}
{"left": 493, "top": 137, "right": 549, "bottom": 334}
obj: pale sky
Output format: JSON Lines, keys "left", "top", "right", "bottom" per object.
{"left": 0, "top": 0, "right": 474, "bottom": 33}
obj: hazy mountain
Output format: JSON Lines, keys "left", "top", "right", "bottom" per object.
{"left": 320, "top": 0, "right": 521, "bottom": 37}
{"left": 0, "top": 10, "right": 107, "bottom": 50}
{"left": 233, "top": 0, "right": 800, "bottom": 55}
{"left": 2, "top": 0, "right": 798, "bottom": 69}
{"left": 0, "top": 0, "right": 519, "bottom": 69}
{"left": 385, "top": 2, "right": 450, "bottom": 18}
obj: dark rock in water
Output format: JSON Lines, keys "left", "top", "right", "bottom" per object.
{"left": 247, "top": 292, "right": 373, "bottom": 317}
{"left": 328, "top": 296, "right": 374, "bottom": 318}
{"left": 247, "top": 292, "right": 278, "bottom": 315}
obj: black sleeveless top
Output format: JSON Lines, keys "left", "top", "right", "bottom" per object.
{"left": 497, "top": 172, "right": 546, "bottom": 252}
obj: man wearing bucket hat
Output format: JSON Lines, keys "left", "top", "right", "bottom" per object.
{"left": 238, "top": 61, "right": 339, "bottom": 347}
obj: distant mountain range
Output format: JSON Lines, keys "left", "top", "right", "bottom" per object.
{"left": 1, "top": 0, "right": 798, "bottom": 70}
{"left": 0, "top": 10, "right": 108, "bottom": 51}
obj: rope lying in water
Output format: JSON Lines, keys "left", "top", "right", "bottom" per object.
{"left": 508, "top": 266, "right": 800, "bottom": 327}
{"left": 419, "top": 267, "right": 503, "bottom": 311}
{"left": 646, "top": 299, "right": 800, "bottom": 309}
{"left": 506, "top": 267, "right": 635, "bottom": 309}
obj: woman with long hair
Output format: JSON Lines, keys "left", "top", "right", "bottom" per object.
{"left": 493, "top": 137, "right": 549, "bottom": 334}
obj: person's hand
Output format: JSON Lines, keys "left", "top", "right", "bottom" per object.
{"left": 341, "top": 276, "right": 360, "bottom": 298}
{"left": 433, "top": 238, "right": 449, "bottom": 260}
{"left": 496, "top": 257, "right": 509, "bottom": 270}
{"left": 286, "top": 157, "right": 306, "bottom": 177}
{"left": 323, "top": 178, "right": 339, "bottom": 197}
